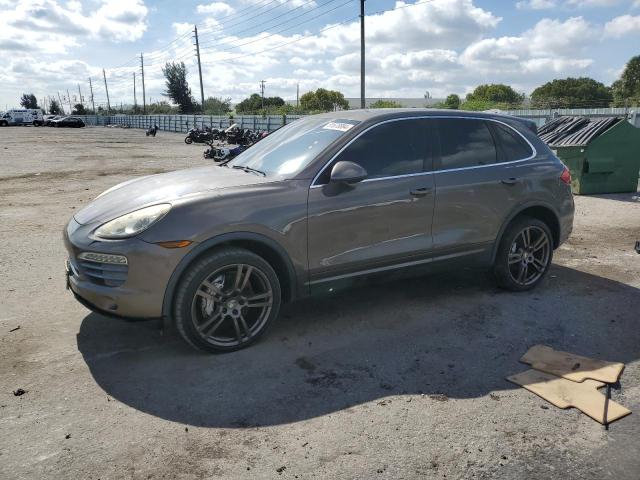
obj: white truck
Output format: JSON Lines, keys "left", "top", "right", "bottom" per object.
{"left": 0, "top": 109, "right": 44, "bottom": 126}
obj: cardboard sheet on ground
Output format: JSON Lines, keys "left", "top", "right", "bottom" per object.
{"left": 507, "top": 369, "right": 631, "bottom": 424}
{"left": 520, "top": 344, "right": 624, "bottom": 383}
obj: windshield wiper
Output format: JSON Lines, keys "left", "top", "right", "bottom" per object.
{"left": 232, "top": 165, "right": 266, "bottom": 177}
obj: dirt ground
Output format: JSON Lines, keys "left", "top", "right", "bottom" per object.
{"left": 0, "top": 126, "right": 639, "bottom": 480}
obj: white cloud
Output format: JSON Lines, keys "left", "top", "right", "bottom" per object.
{"left": 604, "top": 14, "right": 640, "bottom": 37}
{"left": 516, "top": 0, "right": 557, "bottom": 10}
{"left": 0, "top": 0, "right": 148, "bottom": 52}
{"left": 196, "top": 2, "right": 235, "bottom": 15}
{"left": 517, "top": 0, "right": 623, "bottom": 8}
{"left": 566, "top": 0, "right": 620, "bottom": 6}
{"left": 0, "top": 0, "right": 622, "bottom": 107}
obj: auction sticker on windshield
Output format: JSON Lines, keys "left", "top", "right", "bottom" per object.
{"left": 323, "top": 121, "right": 356, "bottom": 132}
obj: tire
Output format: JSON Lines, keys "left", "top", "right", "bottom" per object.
{"left": 492, "top": 216, "right": 553, "bottom": 292}
{"left": 0, "top": 121, "right": 7, "bottom": 127}
{"left": 184, "top": 136, "right": 193, "bottom": 144}
{"left": 174, "top": 247, "right": 282, "bottom": 353}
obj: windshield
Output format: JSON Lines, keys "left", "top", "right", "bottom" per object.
{"left": 226, "top": 117, "right": 359, "bottom": 177}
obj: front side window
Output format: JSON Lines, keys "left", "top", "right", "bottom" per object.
{"left": 437, "top": 118, "right": 496, "bottom": 170}
{"left": 324, "top": 119, "right": 429, "bottom": 182}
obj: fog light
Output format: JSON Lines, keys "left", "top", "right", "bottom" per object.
{"left": 78, "top": 252, "right": 128, "bottom": 265}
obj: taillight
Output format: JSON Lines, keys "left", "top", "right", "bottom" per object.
{"left": 560, "top": 167, "right": 571, "bottom": 185}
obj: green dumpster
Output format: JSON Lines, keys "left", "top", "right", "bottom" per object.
{"left": 538, "top": 116, "right": 640, "bottom": 194}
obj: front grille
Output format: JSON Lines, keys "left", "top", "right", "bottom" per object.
{"left": 78, "top": 258, "right": 128, "bottom": 287}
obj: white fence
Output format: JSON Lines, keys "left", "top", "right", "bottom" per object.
{"left": 74, "top": 108, "right": 639, "bottom": 132}
{"left": 74, "top": 114, "right": 303, "bottom": 132}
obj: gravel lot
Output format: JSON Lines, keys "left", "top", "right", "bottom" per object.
{"left": 1, "top": 126, "right": 639, "bottom": 479}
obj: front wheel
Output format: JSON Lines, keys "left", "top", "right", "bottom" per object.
{"left": 493, "top": 216, "right": 553, "bottom": 291}
{"left": 174, "top": 248, "right": 282, "bottom": 353}
{"left": 184, "top": 136, "right": 192, "bottom": 144}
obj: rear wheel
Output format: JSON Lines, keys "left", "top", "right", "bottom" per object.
{"left": 174, "top": 248, "right": 281, "bottom": 353}
{"left": 493, "top": 216, "right": 553, "bottom": 291}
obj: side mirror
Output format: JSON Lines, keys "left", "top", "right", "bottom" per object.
{"left": 330, "top": 161, "right": 367, "bottom": 185}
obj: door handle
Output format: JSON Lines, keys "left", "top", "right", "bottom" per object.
{"left": 410, "top": 187, "right": 432, "bottom": 197}
{"left": 501, "top": 177, "right": 519, "bottom": 185}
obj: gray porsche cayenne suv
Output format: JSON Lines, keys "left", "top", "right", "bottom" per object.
{"left": 64, "top": 109, "right": 574, "bottom": 353}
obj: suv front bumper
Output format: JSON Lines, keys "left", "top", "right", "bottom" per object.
{"left": 63, "top": 218, "right": 191, "bottom": 319}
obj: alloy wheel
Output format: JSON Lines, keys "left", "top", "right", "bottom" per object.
{"left": 190, "top": 264, "right": 273, "bottom": 347}
{"left": 507, "top": 226, "right": 551, "bottom": 286}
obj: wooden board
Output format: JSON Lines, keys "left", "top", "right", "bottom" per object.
{"left": 507, "top": 369, "right": 631, "bottom": 424}
{"left": 520, "top": 344, "right": 624, "bottom": 384}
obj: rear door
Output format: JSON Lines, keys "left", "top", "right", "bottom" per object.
{"left": 307, "top": 118, "right": 435, "bottom": 283}
{"left": 431, "top": 117, "right": 534, "bottom": 256}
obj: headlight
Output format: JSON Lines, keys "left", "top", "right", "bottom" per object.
{"left": 95, "top": 204, "right": 171, "bottom": 239}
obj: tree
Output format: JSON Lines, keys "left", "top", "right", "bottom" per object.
{"left": 443, "top": 94, "right": 461, "bottom": 109}
{"left": 369, "top": 100, "right": 403, "bottom": 108}
{"left": 20, "top": 93, "right": 38, "bottom": 109}
{"left": 530, "top": 77, "right": 612, "bottom": 108}
{"left": 72, "top": 103, "right": 87, "bottom": 115}
{"left": 466, "top": 84, "right": 524, "bottom": 105}
{"left": 203, "top": 96, "right": 232, "bottom": 114}
{"left": 612, "top": 56, "right": 640, "bottom": 106}
{"left": 162, "top": 61, "right": 196, "bottom": 113}
{"left": 235, "top": 93, "right": 285, "bottom": 113}
{"left": 300, "top": 88, "right": 349, "bottom": 112}
{"left": 147, "top": 101, "right": 177, "bottom": 114}
{"left": 48, "top": 99, "right": 62, "bottom": 115}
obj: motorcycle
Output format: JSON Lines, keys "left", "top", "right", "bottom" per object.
{"left": 146, "top": 125, "right": 158, "bottom": 137}
{"left": 203, "top": 142, "right": 246, "bottom": 162}
{"left": 184, "top": 127, "right": 213, "bottom": 144}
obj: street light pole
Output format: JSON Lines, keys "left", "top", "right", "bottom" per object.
{"left": 360, "top": 0, "right": 365, "bottom": 109}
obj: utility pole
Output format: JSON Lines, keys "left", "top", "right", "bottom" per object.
{"left": 140, "top": 53, "right": 146, "bottom": 113}
{"left": 360, "top": 0, "right": 365, "bottom": 109}
{"left": 133, "top": 72, "right": 137, "bottom": 113}
{"left": 88, "top": 77, "right": 96, "bottom": 114}
{"left": 77, "top": 84, "right": 84, "bottom": 108}
{"left": 102, "top": 68, "right": 111, "bottom": 114}
{"left": 296, "top": 83, "right": 299, "bottom": 108}
{"left": 194, "top": 25, "right": 205, "bottom": 113}
{"left": 57, "top": 91, "right": 64, "bottom": 114}
{"left": 66, "top": 89, "right": 73, "bottom": 113}
{"left": 260, "top": 80, "right": 266, "bottom": 110}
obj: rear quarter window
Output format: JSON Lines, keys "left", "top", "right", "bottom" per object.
{"left": 491, "top": 122, "right": 534, "bottom": 161}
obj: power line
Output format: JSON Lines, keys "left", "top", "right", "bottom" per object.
{"left": 199, "top": 0, "right": 440, "bottom": 66}
{"left": 197, "top": 0, "right": 290, "bottom": 38}
{"left": 199, "top": 0, "right": 354, "bottom": 54}
{"left": 198, "top": 0, "right": 322, "bottom": 49}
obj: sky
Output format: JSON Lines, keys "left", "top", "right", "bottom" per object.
{"left": 1, "top": 0, "right": 639, "bottom": 110}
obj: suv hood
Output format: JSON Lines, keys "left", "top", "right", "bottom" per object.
{"left": 74, "top": 165, "right": 269, "bottom": 225}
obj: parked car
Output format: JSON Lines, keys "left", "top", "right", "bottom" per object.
{"left": 52, "top": 116, "right": 85, "bottom": 128}
{"left": 64, "top": 110, "right": 574, "bottom": 353}
{"left": 0, "top": 108, "right": 44, "bottom": 126}
{"left": 44, "top": 114, "right": 62, "bottom": 126}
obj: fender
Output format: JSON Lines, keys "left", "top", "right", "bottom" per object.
{"left": 490, "top": 200, "right": 561, "bottom": 264}
{"left": 161, "top": 231, "right": 298, "bottom": 329}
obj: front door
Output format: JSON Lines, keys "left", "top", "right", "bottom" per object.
{"left": 307, "top": 118, "right": 435, "bottom": 286}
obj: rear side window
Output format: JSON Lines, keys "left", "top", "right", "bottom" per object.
{"left": 491, "top": 123, "right": 533, "bottom": 161}
{"left": 331, "top": 119, "right": 430, "bottom": 180}
{"left": 437, "top": 118, "right": 496, "bottom": 170}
